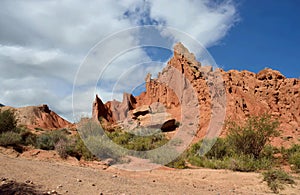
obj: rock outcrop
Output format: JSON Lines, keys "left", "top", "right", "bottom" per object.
{"left": 92, "top": 42, "right": 300, "bottom": 146}
{"left": 92, "top": 93, "right": 137, "bottom": 123}
{"left": 92, "top": 94, "right": 113, "bottom": 122}
{"left": 221, "top": 68, "right": 300, "bottom": 146}
{"left": 0, "top": 104, "right": 72, "bottom": 130}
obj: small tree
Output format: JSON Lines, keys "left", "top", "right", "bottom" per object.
{"left": 0, "top": 109, "right": 18, "bottom": 133}
{"left": 226, "top": 114, "right": 280, "bottom": 158}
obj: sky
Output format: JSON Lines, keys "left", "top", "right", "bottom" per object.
{"left": 209, "top": 0, "right": 300, "bottom": 78}
{"left": 0, "top": 0, "right": 299, "bottom": 122}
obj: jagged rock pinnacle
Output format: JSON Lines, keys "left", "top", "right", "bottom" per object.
{"left": 173, "top": 42, "right": 199, "bottom": 67}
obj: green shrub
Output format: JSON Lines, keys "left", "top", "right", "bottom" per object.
{"left": 66, "top": 135, "right": 94, "bottom": 161}
{"left": 260, "top": 145, "right": 280, "bottom": 159}
{"left": 0, "top": 131, "right": 22, "bottom": 146}
{"left": 108, "top": 131, "right": 168, "bottom": 151}
{"left": 36, "top": 130, "right": 68, "bottom": 150}
{"left": 263, "top": 169, "right": 295, "bottom": 193}
{"left": 55, "top": 139, "right": 68, "bottom": 159}
{"left": 20, "top": 130, "right": 37, "bottom": 146}
{"left": 188, "top": 156, "right": 228, "bottom": 169}
{"left": 285, "top": 144, "right": 300, "bottom": 171}
{"left": 0, "top": 109, "right": 18, "bottom": 133}
{"left": 228, "top": 154, "right": 272, "bottom": 172}
{"left": 226, "top": 114, "right": 280, "bottom": 158}
{"left": 187, "top": 138, "right": 230, "bottom": 169}
{"left": 187, "top": 137, "right": 274, "bottom": 171}
{"left": 289, "top": 152, "right": 300, "bottom": 171}
{"left": 166, "top": 156, "right": 186, "bottom": 169}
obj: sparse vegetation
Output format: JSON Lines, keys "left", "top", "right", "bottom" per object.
{"left": 0, "top": 109, "right": 18, "bottom": 134}
{"left": 263, "top": 169, "right": 295, "bottom": 193}
{"left": 55, "top": 139, "right": 68, "bottom": 159}
{"left": 20, "top": 129, "right": 37, "bottom": 146}
{"left": 166, "top": 156, "right": 187, "bottom": 169}
{"left": 65, "top": 134, "right": 94, "bottom": 160}
{"left": 35, "top": 130, "right": 68, "bottom": 150}
{"left": 0, "top": 110, "right": 22, "bottom": 146}
{"left": 226, "top": 114, "right": 280, "bottom": 158}
{"left": 0, "top": 131, "right": 22, "bottom": 147}
{"left": 107, "top": 130, "right": 168, "bottom": 151}
{"left": 186, "top": 115, "right": 280, "bottom": 172}
{"left": 282, "top": 144, "right": 300, "bottom": 172}
{"left": 34, "top": 129, "right": 95, "bottom": 160}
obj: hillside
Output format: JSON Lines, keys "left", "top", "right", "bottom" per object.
{"left": 0, "top": 104, "right": 72, "bottom": 130}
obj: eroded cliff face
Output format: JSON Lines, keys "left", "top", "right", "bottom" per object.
{"left": 221, "top": 68, "right": 299, "bottom": 146}
{"left": 93, "top": 42, "right": 300, "bottom": 146}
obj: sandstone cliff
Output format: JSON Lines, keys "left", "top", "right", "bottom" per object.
{"left": 93, "top": 42, "right": 300, "bottom": 146}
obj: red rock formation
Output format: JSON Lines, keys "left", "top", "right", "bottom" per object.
{"left": 92, "top": 42, "right": 300, "bottom": 146}
{"left": 221, "top": 68, "right": 300, "bottom": 146}
{"left": 92, "top": 94, "right": 113, "bottom": 122}
{"left": 135, "top": 43, "right": 300, "bottom": 146}
{"left": 92, "top": 93, "right": 136, "bottom": 123}
{"left": 0, "top": 104, "right": 72, "bottom": 130}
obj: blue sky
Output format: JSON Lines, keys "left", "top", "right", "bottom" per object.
{"left": 209, "top": 0, "right": 300, "bottom": 78}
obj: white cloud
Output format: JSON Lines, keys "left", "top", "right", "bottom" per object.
{"left": 0, "top": 0, "right": 239, "bottom": 122}
{"left": 149, "top": 0, "right": 238, "bottom": 47}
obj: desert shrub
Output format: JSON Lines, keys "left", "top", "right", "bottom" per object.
{"left": 83, "top": 134, "right": 122, "bottom": 161}
{"left": 55, "top": 139, "right": 68, "bottom": 159}
{"left": 0, "top": 109, "right": 18, "bottom": 133}
{"left": 108, "top": 131, "right": 168, "bottom": 151}
{"left": 289, "top": 153, "right": 300, "bottom": 171}
{"left": 188, "top": 153, "right": 272, "bottom": 171}
{"left": 260, "top": 145, "right": 280, "bottom": 160}
{"left": 0, "top": 131, "right": 22, "bottom": 146}
{"left": 202, "top": 138, "right": 231, "bottom": 159}
{"left": 20, "top": 130, "right": 37, "bottom": 146}
{"left": 228, "top": 154, "right": 272, "bottom": 172}
{"left": 66, "top": 135, "right": 94, "bottom": 161}
{"left": 188, "top": 155, "right": 228, "bottom": 169}
{"left": 226, "top": 114, "right": 280, "bottom": 158}
{"left": 263, "top": 169, "right": 295, "bottom": 193}
{"left": 188, "top": 138, "right": 231, "bottom": 159}
{"left": 36, "top": 130, "right": 68, "bottom": 150}
{"left": 284, "top": 144, "right": 300, "bottom": 171}
{"left": 187, "top": 136, "right": 274, "bottom": 171}
{"left": 187, "top": 138, "right": 232, "bottom": 169}
{"left": 35, "top": 130, "right": 94, "bottom": 160}
{"left": 166, "top": 156, "right": 186, "bottom": 169}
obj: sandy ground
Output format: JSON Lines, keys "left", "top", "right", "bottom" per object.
{"left": 0, "top": 149, "right": 299, "bottom": 195}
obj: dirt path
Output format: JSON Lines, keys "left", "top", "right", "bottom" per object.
{"left": 0, "top": 152, "right": 299, "bottom": 195}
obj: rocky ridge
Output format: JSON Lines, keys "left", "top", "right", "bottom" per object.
{"left": 93, "top": 42, "right": 299, "bottom": 146}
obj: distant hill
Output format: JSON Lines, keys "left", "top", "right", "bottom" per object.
{"left": 0, "top": 103, "right": 4, "bottom": 107}
{"left": 0, "top": 104, "right": 72, "bottom": 130}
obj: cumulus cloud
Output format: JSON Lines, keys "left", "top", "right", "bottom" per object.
{"left": 149, "top": 0, "right": 238, "bottom": 47}
{"left": 0, "top": 0, "right": 238, "bottom": 121}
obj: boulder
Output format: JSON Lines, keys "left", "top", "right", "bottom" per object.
{"left": 138, "top": 112, "right": 178, "bottom": 132}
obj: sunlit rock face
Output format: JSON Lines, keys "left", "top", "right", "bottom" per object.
{"left": 92, "top": 42, "right": 300, "bottom": 146}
